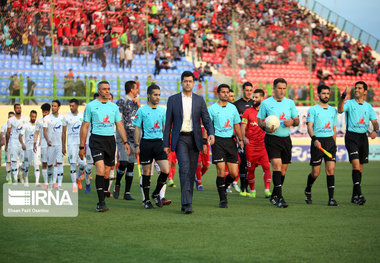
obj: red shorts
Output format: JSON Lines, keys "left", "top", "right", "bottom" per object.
{"left": 198, "top": 146, "right": 210, "bottom": 166}
{"left": 245, "top": 145, "right": 269, "bottom": 169}
{"left": 168, "top": 152, "right": 177, "bottom": 164}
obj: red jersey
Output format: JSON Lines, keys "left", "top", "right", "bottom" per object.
{"left": 241, "top": 107, "right": 265, "bottom": 147}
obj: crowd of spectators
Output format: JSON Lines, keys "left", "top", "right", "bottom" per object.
{"left": 0, "top": 0, "right": 379, "bottom": 80}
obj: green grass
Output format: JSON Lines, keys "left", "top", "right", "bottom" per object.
{"left": 1, "top": 162, "right": 380, "bottom": 262}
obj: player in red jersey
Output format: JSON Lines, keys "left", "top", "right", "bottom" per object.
{"left": 241, "top": 89, "right": 272, "bottom": 198}
{"left": 167, "top": 151, "right": 177, "bottom": 187}
{"left": 195, "top": 124, "right": 210, "bottom": 190}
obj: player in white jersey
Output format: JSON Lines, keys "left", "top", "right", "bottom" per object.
{"left": 1, "top": 111, "right": 15, "bottom": 183}
{"left": 19, "top": 110, "right": 40, "bottom": 186}
{"left": 5, "top": 104, "right": 28, "bottom": 184}
{"left": 43, "top": 100, "right": 64, "bottom": 189}
{"left": 63, "top": 98, "right": 86, "bottom": 192}
{"left": 83, "top": 93, "right": 100, "bottom": 194}
{"left": 34, "top": 103, "right": 51, "bottom": 189}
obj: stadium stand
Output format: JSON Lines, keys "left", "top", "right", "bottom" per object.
{"left": 0, "top": 0, "right": 379, "bottom": 104}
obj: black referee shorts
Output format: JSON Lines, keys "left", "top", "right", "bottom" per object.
{"left": 264, "top": 134, "right": 292, "bottom": 164}
{"left": 211, "top": 136, "right": 239, "bottom": 164}
{"left": 89, "top": 134, "right": 116, "bottom": 166}
{"left": 139, "top": 139, "right": 167, "bottom": 165}
{"left": 310, "top": 136, "right": 336, "bottom": 166}
{"left": 345, "top": 131, "right": 369, "bottom": 164}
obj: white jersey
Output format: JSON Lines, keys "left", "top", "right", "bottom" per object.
{"left": 36, "top": 117, "right": 47, "bottom": 148}
{"left": 1, "top": 123, "right": 7, "bottom": 141}
{"left": 63, "top": 112, "right": 83, "bottom": 145}
{"left": 43, "top": 113, "right": 64, "bottom": 146}
{"left": 7, "top": 115, "right": 28, "bottom": 147}
{"left": 20, "top": 122, "right": 37, "bottom": 151}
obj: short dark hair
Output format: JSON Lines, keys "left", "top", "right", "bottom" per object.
{"left": 355, "top": 81, "right": 368, "bottom": 90}
{"left": 147, "top": 84, "right": 160, "bottom": 95}
{"left": 97, "top": 80, "right": 110, "bottom": 90}
{"left": 125, "top": 81, "right": 137, "bottom": 94}
{"left": 217, "top": 84, "right": 230, "bottom": 93}
{"left": 41, "top": 103, "right": 51, "bottom": 111}
{"left": 273, "top": 78, "right": 287, "bottom": 88}
{"left": 69, "top": 98, "right": 79, "bottom": 105}
{"left": 52, "top": 100, "right": 61, "bottom": 107}
{"left": 253, "top": 88, "right": 265, "bottom": 97}
{"left": 181, "top": 71, "right": 195, "bottom": 82}
{"left": 110, "top": 93, "right": 114, "bottom": 99}
{"left": 13, "top": 103, "right": 21, "bottom": 110}
{"left": 30, "top": 110, "right": 37, "bottom": 115}
{"left": 242, "top": 82, "right": 253, "bottom": 90}
{"left": 317, "top": 84, "right": 330, "bottom": 94}
{"left": 8, "top": 111, "right": 15, "bottom": 117}
{"left": 93, "top": 93, "right": 100, "bottom": 99}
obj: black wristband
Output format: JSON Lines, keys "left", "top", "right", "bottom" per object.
{"left": 122, "top": 141, "right": 128, "bottom": 145}
{"left": 341, "top": 92, "right": 346, "bottom": 99}
{"left": 79, "top": 146, "right": 85, "bottom": 150}
{"left": 134, "top": 143, "right": 140, "bottom": 147}
{"left": 311, "top": 136, "right": 316, "bottom": 141}
{"left": 202, "top": 138, "right": 207, "bottom": 145}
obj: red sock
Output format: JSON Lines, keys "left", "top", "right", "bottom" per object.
{"left": 263, "top": 165, "right": 271, "bottom": 190}
{"left": 234, "top": 174, "right": 240, "bottom": 183}
{"left": 196, "top": 164, "right": 202, "bottom": 185}
{"left": 201, "top": 166, "right": 208, "bottom": 176}
{"left": 247, "top": 170, "right": 256, "bottom": 191}
{"left": 168, "top": 166, "right": 175, "bottom": 180}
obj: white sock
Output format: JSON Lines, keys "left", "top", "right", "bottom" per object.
{"left": 34, "top": 168, "right": 40, "bottom": 184}
{"left": 42, "top": 168, "right": 48, "bottom": 185}
{"left": 47, "top": 166, "right": 54, "bottom": 184}
{"left": 24, "top": 166, "right": 29, "bottom": 184}
{"left": 85, "top": 164, "right": 92, "bottom": 185}
{"left": 77, "top": 164, "right": 85, "bottom": 180}
{"left": 57, "top": 163, "right": 64, "bottom": 186}
{"left": 160, "top": 183, "right": 166, "bottom": 199}
{"left": 70, "top": 163, "right": 77, "bottom": 187}
{"left": 53, "top": 166, "right": 58, "bottom": 184}
{"left": 11, "top": 162, "right": 18, "bottom": 183}
{"left": 108, "top": 169, "right": 115, "bottom": 191}
{"left": 6, "top": 162, "right": 11, "bottom": 181}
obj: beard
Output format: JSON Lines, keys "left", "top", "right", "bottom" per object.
{"left": 253, "top": 101, "right": 261, "bottom": 108}
{"left": 320, "top": 97, "right": 329, "bottom": 104}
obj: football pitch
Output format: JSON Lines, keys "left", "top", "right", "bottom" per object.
{"left": 1, "top": 161, "right": 380, "bottom": 263}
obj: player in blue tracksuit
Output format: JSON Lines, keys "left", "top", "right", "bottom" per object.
{"left": 338, "top": 81, "right": 379, "bottom": 205}
{"left": 304, "top": 85, "right": 338, "bottom": 206}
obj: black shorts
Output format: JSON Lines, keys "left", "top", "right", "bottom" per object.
{"left": 310, "top": 136, "right": 336, "bottom": 166}
{"left": 139, "top": 139, "right": 167, "bottom": 165}
{"left": 264, "top": 134, "right": 292, "bottom": 164}
{"left": 345, "top": 131, "right": 369, "bottom": 164}
{"left": 89, "top": 134, "right": 116, "bottom": 166}
{"left": 211, "top": 136, "right": 239, "bottom": 164}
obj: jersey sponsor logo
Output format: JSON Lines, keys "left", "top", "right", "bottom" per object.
{"left": 53, "top": 124, "right": 62, "bottom": 132}
{"left": 323, "top": 121, "right": 331, "bottom": 129}
{"left": 279, "top": 112, "right": 286, "bottom": 120}
{"left": 357, "top": 117, "right": 365, "bottom": 125}
{"left": 223, "top": 119, "right": 231, "bottom": 128}
{"left": 249, "top": 121, "right": 258, "bottom": 127}
{"left": 71, "top": 122, "right": 81, "bottom": 133}
{"left": 307, "top": 112, "right": 310, "bottom": 117}
{"left": 134, "top": 114, "right": 139, "bottom": 119}
{"left": 153, "top": 120, "right": 160, "bottom": 129}
{"left": 102, "top": 115, "right": 110, "bottom": 123}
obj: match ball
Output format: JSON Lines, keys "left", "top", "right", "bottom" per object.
{"left": 265, "top": 115, "right": 280, "bottom": 131}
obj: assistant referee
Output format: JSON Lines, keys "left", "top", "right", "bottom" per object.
{"left": 79, "top": 80, "right": 130, "bottom": 212}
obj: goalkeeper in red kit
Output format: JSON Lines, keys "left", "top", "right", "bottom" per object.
{"left": 241, "top": 89, "right": 272, "bottom": 198}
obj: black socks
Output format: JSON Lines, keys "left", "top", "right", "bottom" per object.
{"left": 272, "top": 171, "right": 282, "bottom": 198}
{"left": 352, "top": 170, "right": 362, "bottom": 196}
{"left": 216, "top": 177, "right": 226, "bottom": 201}
{"left": 96, "top": 175, "right": 105, "bottom": 203}
{"left": 152, "top": 172, "right": 169, "bottom": 196}
{"left": 306, "top": 173, "right": 316, "bottom": 192}
{"left": 327, "top": 175, "right": 335, "bottom": 199}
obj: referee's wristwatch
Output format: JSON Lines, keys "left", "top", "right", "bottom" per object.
{"left": 134, "top": 143, "right": 140, "bottom": 147}
{"left": 79, "top": 146, "right": 85, "bottom": 150}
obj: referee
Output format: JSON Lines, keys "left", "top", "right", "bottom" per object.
{"left": 133, "top": 84, "right": 169, "bottom": 209}
{"left": 79, "top": 80, "right": 130, "bottom": 212}
{"left": 257, "top": 78, "right": 299, "bottom": 208}
{"left": 304, "top": 85, "right": 338, "bottom": 206}
{"left": 208, "top": 84, "right": 244, "bottom": 208}
{"left": 338, "top": 81, "right": 379, "bottom": 205}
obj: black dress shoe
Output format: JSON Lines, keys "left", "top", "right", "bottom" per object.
{"left": 181, "top": 204, "right": 194, "bottom": 214}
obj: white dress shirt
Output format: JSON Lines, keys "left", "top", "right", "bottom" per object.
{"left": 181, "top": 92, "right": 193, "bottom": 132}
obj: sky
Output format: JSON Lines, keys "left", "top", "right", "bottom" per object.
{"left": 315, "top": 0, "right": 380, "bottom": 40}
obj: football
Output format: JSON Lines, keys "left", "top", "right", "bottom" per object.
{"left": 265, "top": 115, "right": 280, "bottom": 131}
